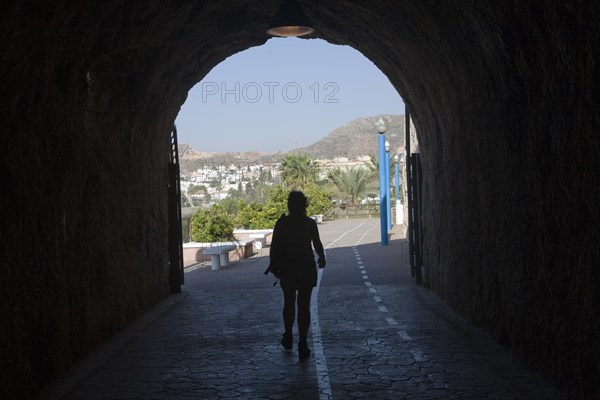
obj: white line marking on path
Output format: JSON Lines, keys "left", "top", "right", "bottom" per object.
{"left": 311, "top": 268, "right": 332, "bottom": 400}
{"left": 331, "top": 222, "right": 366, "bottom": 245}
{"left": 184, "top": 264, "right": 204, "bottom": 273}
{"left": 378, "top": 305, "right": 388, "bottom": 312}
{"left": 385, "top": 317, "right": 398, "bottom": 326}
{"left": 310, "top": 221, "right": 371, "bottom": 399}
{"left": 355, "top": 224, "right": 376, "bottom": 246}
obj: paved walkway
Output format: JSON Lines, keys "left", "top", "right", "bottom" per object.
{"left": 42, "top": 219, "right": 566, "bottom": 399}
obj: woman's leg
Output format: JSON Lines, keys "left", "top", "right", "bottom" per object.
{"left": 296, "top": 286, "right": 313, "bottom": 339}
{"left": 281, "top": 285, "right": 296, "bottom": 333}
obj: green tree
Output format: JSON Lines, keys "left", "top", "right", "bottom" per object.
{"left": 261, "top": 185, "right": 289, "bottom": 224}
{"left": 304, "top": 182, "right": 334, "bottom": 215}
{"left": 280, "top": 154, "right": 319, "bottom": 190}
{"left": 187, "top": 184, "right": 208, "bottom": 206}
{"left": 234, "top": 183, "right": 332, "bottom": 229}
{"left": 235, "top": 186, "right": 288, "bottom": 229}
{"left": 327, "top": 167, "right": 377, "bottom": 205}
{"left": 364, "top": 153, "right": 379, "bottom": 175}
{"left": 363, "top": 153, "right": 402, "bottom": 203}
{"left": 189, "top": 204, "right": 235, "bottom": 242}
{"left": 245, "top": 179, "right": 270, "bottom": 204}
{"left": 236, "top": 200, "right": 269, "bottom": 229}
{"left": 220, "top": 195, "right": 239, "bottom": 215}
{"left": 188, "top": 184, "right": 207, "bottom": 195}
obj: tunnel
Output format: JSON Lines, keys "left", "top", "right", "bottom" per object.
{"left": 1, "top": 1, "right": 598, "bottom": 398}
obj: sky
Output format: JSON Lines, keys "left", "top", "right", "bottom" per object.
{"left": 175, "top": 38, "right": 405, "bottom": 153}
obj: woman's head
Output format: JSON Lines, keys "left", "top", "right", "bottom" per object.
{"left": 287, "top": 190, "right": 308, "bottom": 216}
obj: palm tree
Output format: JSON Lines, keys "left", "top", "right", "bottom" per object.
{"left": 327, "top": 167, "right": 377, "bottom": 205}
{"left": 364, "top": 153, "right": 379, "bottom": 175}
{"left": 279, "top": 154, "right": 319, "bottom": 190}
{"left": 364, "top": 153, "right": 403, "bottom": 203}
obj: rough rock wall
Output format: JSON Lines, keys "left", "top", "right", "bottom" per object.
{"left": 378, "top": 3, "right": 600, "bottom": 398}
{"left": 0, "top": 1, "right": 598, "bottom": 398}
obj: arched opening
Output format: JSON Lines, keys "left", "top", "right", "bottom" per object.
{"left": 173, "top": 36, "right": 407, "bottom": 240}
{"left": 1, "top": 2, "right": 597, "bottom": 398}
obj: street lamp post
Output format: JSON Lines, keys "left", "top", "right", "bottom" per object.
{"left": 375, "top": 118, "right": 388, "bottom": 246}
{"left": 385, "top": 140, "right": 392, "bottom": 230}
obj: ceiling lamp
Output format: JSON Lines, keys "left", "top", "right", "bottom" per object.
{"left": 266, "top": 0, "right": 315, "bottom": 37}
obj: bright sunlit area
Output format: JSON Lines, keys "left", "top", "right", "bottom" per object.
{"left": 176, "top": 38, "right": 405, "bottom": 153}
{"left": 177, "top": 37, "right": 409, "bottom": 249}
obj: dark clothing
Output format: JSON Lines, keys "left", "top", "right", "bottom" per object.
{"left": 269, "top": 214, "right": 324, "bottom": 289}
{"left": 269, "top": 212, "right": 325, "bottom": 341}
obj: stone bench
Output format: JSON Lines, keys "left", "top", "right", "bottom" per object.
{"left": 233, "top": 229, "right": 273, "bottom": 249}
{"left": 182, "top": 241, "right": 254, "bottom": 269}
{"left": 203, "top": 244, "right": 237, "bottom": 270}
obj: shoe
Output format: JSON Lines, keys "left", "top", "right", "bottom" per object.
{"left": 280, "top": 332, "right": 293, "bottom": 350}
{"left": 298, "top": 339, "right": 311, "bottom": 361}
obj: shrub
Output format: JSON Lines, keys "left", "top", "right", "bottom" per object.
{"left": 189, "top": 204, "right": 235, "bottom": 242}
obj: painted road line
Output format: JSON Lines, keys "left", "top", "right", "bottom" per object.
{"left": 369, "top": 288, "right": 377, "bottom": 293}
{"left": 385, "top": 317, "right": 398, "bottom": 326}
{"left": 310, "top": 221, "right": 369, "bottom": 399}
{"left": 373, "top": 296, "right": 382, "bottom": 302}
{"left": 311, "top": 268, "right": 332, "bottom": 400}
{"left": 332, "top": 222, "right": 366, "bottom": 245}
{"left": 355, "top": 224, "right": 375, "bottom": 246}
{"left": 378, "top": 305, "right": 388, "bottom": 312}
{"left": 184, "top": 264, "right": 204, "bottom": 273}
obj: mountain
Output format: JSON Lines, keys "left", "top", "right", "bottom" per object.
{"left": 178, "top": 114, "right": 414, "bottom": 174}
{"left": 288, "top": 114, "right": 408, "bottom": 159}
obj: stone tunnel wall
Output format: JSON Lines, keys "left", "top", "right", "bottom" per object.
{"left": 0, "top": 1, "right": 598, "bottom": 398}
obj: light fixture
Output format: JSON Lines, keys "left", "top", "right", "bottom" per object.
{"left": 375, "top": 117, "right": 387, "bottom": 134}
{"left": 266, "top": 0, "right": 315, "bottom": 37}
{"left": 385, "top": 140, "right": 390, "bottom": 153}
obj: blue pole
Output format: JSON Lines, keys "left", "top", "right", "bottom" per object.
{"left": 378, "top": 134, "right": 388, "bottom": 246}
{"left": 386, "top": 151, "right": 392, "bottom": 230}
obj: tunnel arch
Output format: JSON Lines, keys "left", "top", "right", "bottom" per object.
{"left": 1, "top": 1, "right": 598, "bottom": 398}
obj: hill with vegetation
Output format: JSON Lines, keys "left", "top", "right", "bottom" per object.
{"left": 178, "top": 114, "right": 413, "bottom": 174}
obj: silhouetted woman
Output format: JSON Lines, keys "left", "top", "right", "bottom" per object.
{"left": 269, "top": 190, "right": 326, "bottom": 360}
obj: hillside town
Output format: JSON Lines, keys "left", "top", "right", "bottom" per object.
{"left": 180, "top": 155, "right": 374, "bottom": 206}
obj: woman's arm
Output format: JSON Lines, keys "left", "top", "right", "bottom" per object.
{"left": 268, "top": 215, "right": 285, "bottom": 275}
{"left": 311, "top": 220, "right": 326, "bottom": 268}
